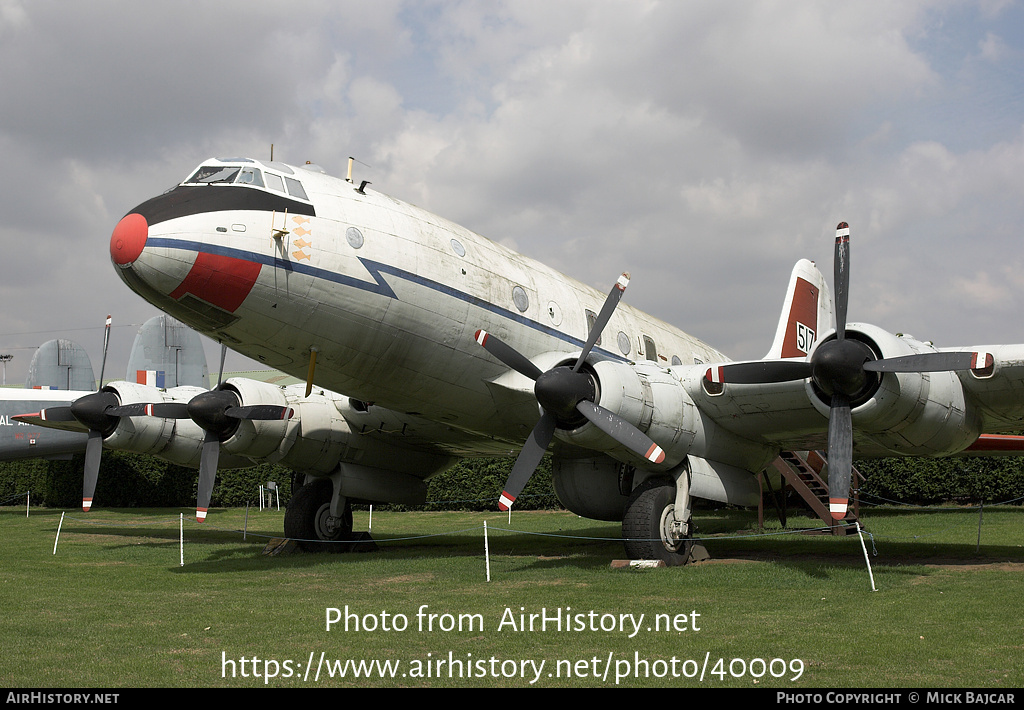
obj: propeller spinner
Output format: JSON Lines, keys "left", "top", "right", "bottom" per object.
{"left": 476, "top": 272, "right": 665, "bottom": 511}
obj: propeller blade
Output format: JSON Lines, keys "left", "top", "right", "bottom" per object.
{"left": 195, "top": 431, "right": 220, "bottom": 522}
{"left": 225, "top": 405, "right": 294, "bottom": 420}
{"left": 826, "top": 393, "right": 853, "bottom": 521}
{"left": 573, "top": 272, "right": 629, "bottom": 372}
{"left": 834, "top": 223, "right": 850, "bottom": 341}
{"left": 106, "top": 401, "right": 187, "bottom": 418}
{"left": 475, "top": 330, "right": 543, "bottom": 380}
{"left": 864, "top": 352, "right": 975, "bottom": 373}
{"left": 98, "top": 315, "right": 112, "bottom": 386}
{"left": 35, "top": 406, "right": 78, "bottom": 423}
{"left": 499, "top": 411, "right": 556, "bottom": 511}
{"left": 13, "top": 408, "right": 88, "bottom": 433}
{"left": 82, "top": 430, "right": 103, "bottom": 512}
{"left": 575, "top": 400, "right": 665, "bottom": 464}
{"left": 216, "top": 342, "right": 227, "bottom": 387}
{"left": 708, "top": 360, "right": 813, "bottom": 385}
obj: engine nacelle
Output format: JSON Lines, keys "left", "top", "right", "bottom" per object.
{"left": 275, "top": 387, "right": 354, "bottom": 475}
{"left": 217, "top": 378, "right": 293, "bottom": 459}
{"left": 555, "top": 360, "right": 698, "bottom": 469}
{"left": 101, "top": 382, "right": 210, "bottom": 467}
{"left": 806, "top": 324, "right": 982, "bottom": 455}
{"left": 551, "top": 455, "right": 634, "bottom": 521}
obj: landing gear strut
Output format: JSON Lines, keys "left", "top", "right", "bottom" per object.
{"left": 285, "top": 478, "right": 354, "bottom": 552}
{"left": 622, "top": 475, "right": 694, "bottom": 566}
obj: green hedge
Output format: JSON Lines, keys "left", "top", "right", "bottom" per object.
{"left": 0, "top": 453, "right": 295, "bottom": 509}
{"left": 0, "top": 452, "right": 556, "bottom": 511}
{"left": 420, "top": 456, "right": 557, "bottom": 511}
{"left": 856, "top": 456, "right": 1024, "bottom": 506}
{"left": 5, "top": 450, "right": 1022, "bottom": 512}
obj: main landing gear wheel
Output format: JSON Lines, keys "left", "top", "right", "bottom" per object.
{"left": 285, "top": 478, "right": 353, "bottom": 553}
{"left": 622, "top": 479, "right": 694, "bottom": 567}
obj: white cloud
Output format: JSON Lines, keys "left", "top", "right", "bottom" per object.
{"left": 1, "top": 0, "right": 1024, "bottom": 383}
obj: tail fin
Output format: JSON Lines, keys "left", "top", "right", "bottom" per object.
{"left": 125, "top": 316, "right": 210, "bottom": 389}
{"left": 25, "top": 339, "right": 97, "bottom": 390}
{"left": 765, "top": 259, "right": 832, "bottom": 359}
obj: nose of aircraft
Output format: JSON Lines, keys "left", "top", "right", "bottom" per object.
{"left": 110, "top": 213, "right": 148, "bottom": 266}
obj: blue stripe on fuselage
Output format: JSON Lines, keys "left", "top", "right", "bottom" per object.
{"left": 144, "top": 237, "right": 627, "bottom": 361}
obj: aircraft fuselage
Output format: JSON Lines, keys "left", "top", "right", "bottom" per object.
{"left": 111, "top": 159, "right": 729, "bottom": 455}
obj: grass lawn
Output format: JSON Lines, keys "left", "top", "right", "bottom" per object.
{"left": 1, "top": 503, "right": 1022, "bottom": 688}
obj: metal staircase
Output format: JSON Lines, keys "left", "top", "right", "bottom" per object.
{"left": 762, "top": 450, "right": 862, "bottom": 535}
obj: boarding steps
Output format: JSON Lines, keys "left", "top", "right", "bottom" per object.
{"left": 763, "top": 450, "right": 863, "bottom": 535}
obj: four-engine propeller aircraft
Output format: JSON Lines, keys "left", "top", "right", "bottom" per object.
{"left": 21, "top": 157, "right": 1024, "bottom": 563}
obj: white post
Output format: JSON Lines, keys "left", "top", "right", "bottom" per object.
{"left": 52, "top": 512, "right": 64, "bottom": 555}
{"left": 976, "top": 502, "right": 984, "bottom": 553}
{"left": 179, "top": 513, "right": 184, "bottom": 567}
{"left": 368, "top": 505, "right": 373, "bottom": 531}
{"left": 26, "top": 491, "right": 30, "bottom": 517}
{"left": 484, "top": 521, "right": 491, "bottom": 582}
{"left": 857, "top": 524, "right": 876, "bottom": 592}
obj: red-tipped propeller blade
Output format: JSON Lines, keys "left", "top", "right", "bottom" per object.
{"left": 477, "top": 272, "right": 665, "bottom": 512}
{"left": 498, "top": 412, "right": 556, "bottom": 511}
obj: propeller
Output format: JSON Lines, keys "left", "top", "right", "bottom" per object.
{"left": 187, "top": 388, "right": 290, "bottom": 522}
{"left": 707, "top": 223, "right": 980, "bottom": 521}
{"left": 125, "top": 387, "right": 293, "bottom": 521}
{"left": 28, "top": 316, "right": 117, "bottom": 511}
{"left": 143, "top": 381, "right": 293, "bottom": 522}
{"left": 476, "top": 272, "right": 666, "bottom": 511}
{"left": 81, "top": 342, "right": 292, "bottom": 521}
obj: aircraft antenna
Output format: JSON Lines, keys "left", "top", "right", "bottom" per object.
{"left": 346, "top": 157, "right": 373, "bottom": 185}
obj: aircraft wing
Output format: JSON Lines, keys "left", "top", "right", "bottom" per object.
{"left": 955, "top": 343, "right": 1024, "bottom": 433}
{"left": 684, "top": 341, "right": 1024, "bottom": 460}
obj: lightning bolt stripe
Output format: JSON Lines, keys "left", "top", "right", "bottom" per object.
{"left": 144, "top": 237, "right": 633, "bottom": 362}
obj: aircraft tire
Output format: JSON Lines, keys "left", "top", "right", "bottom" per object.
{"left": 285, "top": 478, "right": 353, "bottom": 553}
{"left": 622, "top": 478, "right": 692, "bottom": 566}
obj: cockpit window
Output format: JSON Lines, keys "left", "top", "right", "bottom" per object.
{"left": 184, "top": 163, "right": 308, "bottom": 200}
{"left": 284, "top": 177, "right": 308, "bottom": 200}
{"left": 265, "top": 173, "right": 285, "bottom": 193}
{"left": 237, "top": 167, "right": 264, "bottom": 187}
{"left": 188, "top": 165, "right": 240, "bottom": 184}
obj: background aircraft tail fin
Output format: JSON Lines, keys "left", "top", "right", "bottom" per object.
{"left": 125, "top": 316, "right": 210, "bottom": 389}
{"left": 765, "top": 259, "right": 832, "bottom": 359}
{"left": 25, "top": 339, "right": 96, "bottom": 390}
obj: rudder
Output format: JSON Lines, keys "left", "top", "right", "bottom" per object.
{"left": 765, "top": 259, "right": 832, "bottom": 359}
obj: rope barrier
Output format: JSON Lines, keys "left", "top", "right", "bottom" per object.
{"left": 32, "top": 499, "right": 1022, "bottom": 579}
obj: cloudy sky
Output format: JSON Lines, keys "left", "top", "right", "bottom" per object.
{"left": 1, "top": 0, "right": 1022, "bottom": 386}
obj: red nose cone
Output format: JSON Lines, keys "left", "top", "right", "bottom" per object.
{"left": 110, "top": 213, "right": 148, "bottom": 265}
